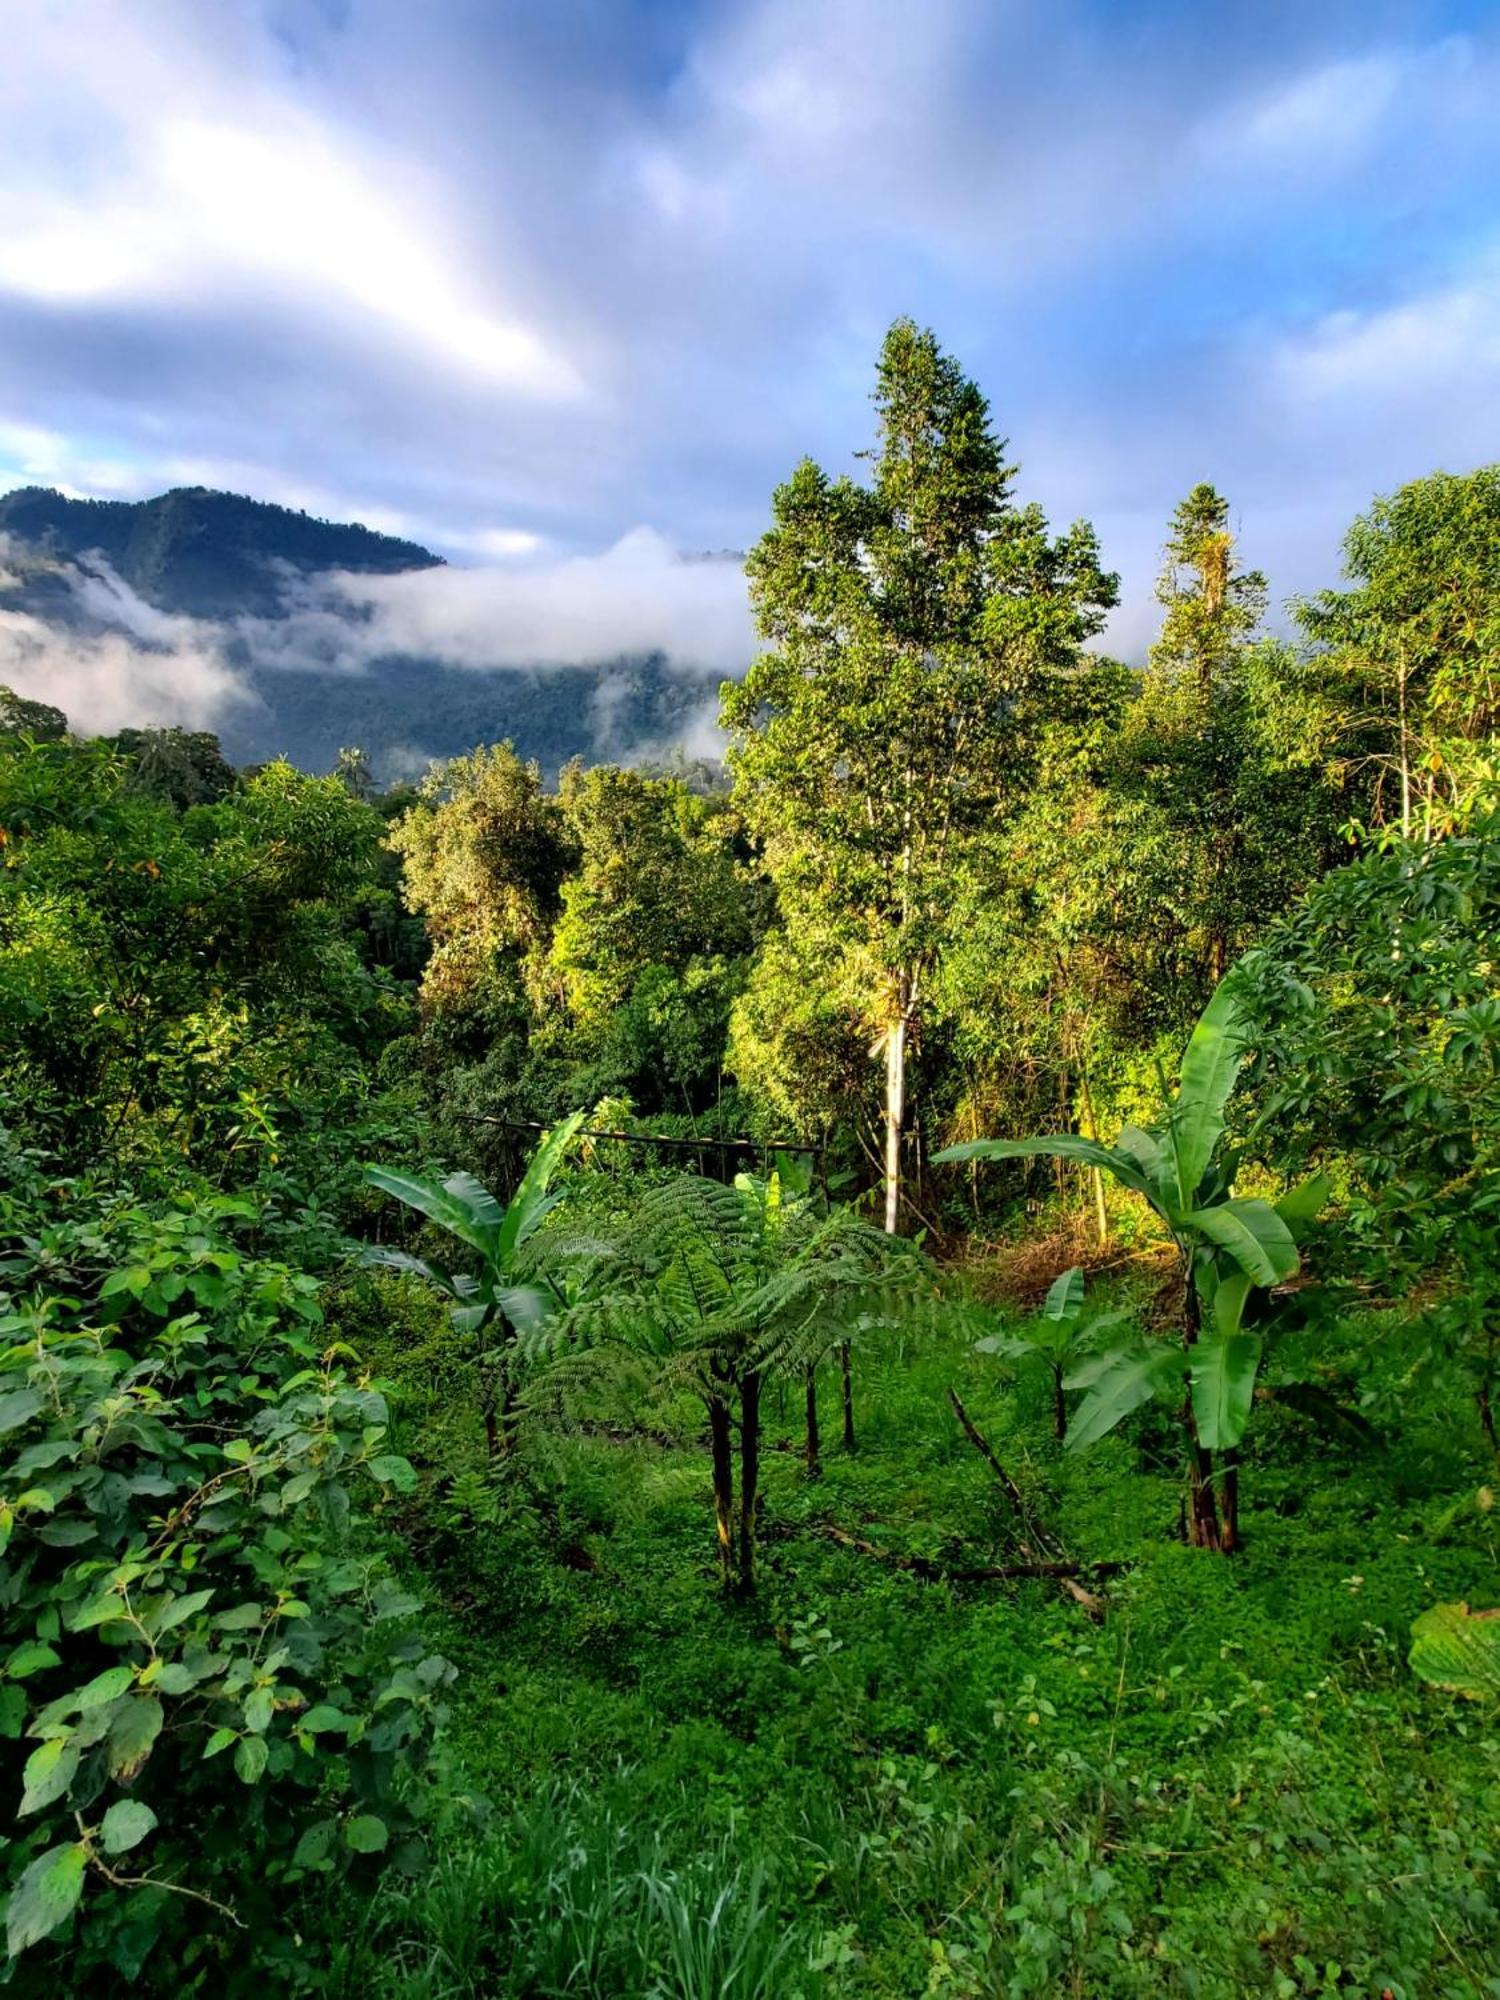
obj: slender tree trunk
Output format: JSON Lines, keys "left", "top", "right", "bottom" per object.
{"left": 1052, "top": 1363, "right": 1067, "bottom": 1443}
{"left": 1398, "top": 656, "right": 1412, "bottom": 839}
{"left": 1181, "top": 1282, "right": 1223, "bottom": 1551}
{"left": 475, "top": 1305, "right": 500, "bottom": 1459}
{"left": 884, "top": 992, "right": 908, "bottom": 1236}
{"left": 1218, "top": 1448, "right": 1240, "bottom": 1553}
{"left": 804, "top": 1365, "right": 821, "bottom": 1478}
{"left": 737, "top": 1371, "right": 761, "bottom": 1595}
{"left": 708, "top": 1394, "right": 734, "bottom": 1592}
{"left": 840, "top": 1339, "right": 856, "bottom": 1451}
{"left": 1078, "top": 1070, "right": 1109, "bottom": 1249}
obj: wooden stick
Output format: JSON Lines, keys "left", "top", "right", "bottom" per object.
{"left": 946, "top": 1387, "right": 1061, "bottom": 1559}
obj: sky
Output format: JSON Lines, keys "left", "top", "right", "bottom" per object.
{"left": 2, "top": 0, "right": 1500, "bottom": 663}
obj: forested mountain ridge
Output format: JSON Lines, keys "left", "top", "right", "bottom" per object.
{"left": 0, "top": 485, "right": 727, "bottom": 777}
{"left": 0, "top": 484, "right": 442, "bottom": 615}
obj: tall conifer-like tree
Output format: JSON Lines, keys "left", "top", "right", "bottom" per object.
{"left": 723, "top": 321, "right": 1116, "bottom": 1230}
{"left": 1148, "top": 483, "right": 1266, "bottom": 704}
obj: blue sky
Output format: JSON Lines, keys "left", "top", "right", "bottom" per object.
{"left": 2, "top": 0, "right": 1499, "bottom": 657}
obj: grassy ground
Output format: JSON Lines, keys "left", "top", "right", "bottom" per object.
{"left": 323, "top": 1278, "right": 1500, "bottom": 1999}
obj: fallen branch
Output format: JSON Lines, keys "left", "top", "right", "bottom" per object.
{"left": 808, "top": 1518, "right": 1127, "bottom": 1586}
{"left": 946, "top": 1387, "right": 1061, "bottom": 1559}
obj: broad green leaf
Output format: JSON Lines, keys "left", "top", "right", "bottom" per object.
{"left": 363, "top": 1167, "right": 495, "bottom": 1260}
{"left": 932, "top": 1135, "right": 1156, "bottom": 1203}
{"left": 1189, "top": 1334, "right": 1263, "bottom": 1450}
{"left": 75, "top": 1665, "right": 135, "bottom": 1710}
{"left": 367, "top": 1454, "right": 417, "bottom": 1493}
{"left": 299, "top": 1705, "right": 353, "bottom": 1734}
{"left": 1209, "top": 1270, "right": 1253, "bottom": 1341}
{"left": 497, "top": 1111, "right": 585, "bottom": 1263}
{"left": 1275, "top": 1171, "right": 1332, "bottom": 1240}
{"left": 1409, "top": 1601, "right": 1500, "bottom": 1699}
{"left": 20, "top": 1737, "right": 78, "bottom": 1815}
{"left": 1115, "top": 1125, "right": 1170, "bottom": 1202}
{"left": 234, "top": 1734, "right": 268, "bottom": 1784}
{"left": 1187, "top": 1199, "right": 1298, "bottom": 1287}
{"left": 5, "top": 1643, "right": 60, "bottom": 1680}
{"left": 1170, "top": 977, "right": 1247, "bottom": 1209}
{"left": 100, "top": 1800, "right": 158, "bottom": 1856}
{"left": 202, "top": 1727, "right": 236, "bottom": 1759}
{"left": 359, "top": 1247, "right": 463, "bottom": 1296}
{"left": 1041, "top": 1267, "right": 1085, "bottom": 1324}
{"left": 1063, "top": 1344, "right": 1183, "bottom": 1452}
{"left": 440, "top": 1170, "right": 505, "bottom": 1256}
{"left": 107, "top": 1696, "right": 163, "bottom": 1780}
{"left": 0, "top": 1389, "right": 43, "bottom": 1437}
{"left": 243, "top": 1686, "right": 275, "bottom": 1734}
{"left": 344, "top": 1814, "right": 388, "bottom": 1853}
{"left": 5, "top": 1842, "right": 85, "bottom": 1955}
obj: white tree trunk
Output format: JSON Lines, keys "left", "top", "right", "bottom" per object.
{"left": 884, "top": 997, "right": 907, "bottom": 1235}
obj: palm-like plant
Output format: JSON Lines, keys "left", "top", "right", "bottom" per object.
{"left": 936, "top": 975, "right": 1326, "bottom": 1550}
{"left": 978, "top": 1267, "right": 1130, "bottom": 1440}
{"left": 545, "top": 1167, "right": 920, "bottom": 1593}
{"left": 363, "top": 1112, "right": 585, "bottom": 1458}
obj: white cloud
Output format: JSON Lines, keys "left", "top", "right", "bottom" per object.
{"left": 0, "top": 10, "right": 581, "bottom": 402}
{"left": 0, "top": 539, "right": 251, "bottom": 736}
{"left": 250, "top": 529, "right": 752, "bottom": 679}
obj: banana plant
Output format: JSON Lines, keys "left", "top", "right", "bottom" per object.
{"left": 976, "top": 1267, "right": 1131, "bottom": 1440}
{"left": 936, "top": 973, "right": 1327, "bottom": 1550}
{"left": 363, "top": 1112, "right": 585, "bottom": 1457}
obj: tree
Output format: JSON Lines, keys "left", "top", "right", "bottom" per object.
{"left": 386, "top": 743, "right": 570, "bottom": 1026}
{"left": 546, "top": 763, "right": 756, "bottom": 1040}
{"left": 1239, "top": 815, "right": 1500, "bottom": 1458}
{"left": 1293, "top": 466, "right": 1500, "bottom": 836}
{"left": 552, "top": 1170, "right": 916, "bottom": 1592}
{"left": 724, "top": 320, "right": 1117, "bottom": 1232}
{"left": 0, "top": 684, "right": 67, "bottom": 740}
{"left": 1149, "top": 483, "right": 1266, "bottom": 705}
{"left": 937, "top": 973, "right": 1325, "bottom": 1550}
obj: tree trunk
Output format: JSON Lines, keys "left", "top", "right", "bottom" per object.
{"left": 804, "top": 1365, "right": 821, "bottom": 1478}
{"left": 737, "top": 1371, "right": 761, "bottom": 1595}
{"left": 708, "top": 1394, "right": 734, "bottom": 1592}
{"left": 884, "top": 987, "right": 908, "bottom": 1235}
{"left": 840, "top": 1340, "right": 856, "bottom": 1451}
{"left": 1052, "top": 1364, "right": 1067, "bottom": 1443}
{"left": 1181, "top": 1283, "right": 1224, "bottom": 1552}
{"left": 475, "top": 1305, "right": 500, "bottom": 1459}
{"left": 1218, "top": 1447, "right": 1240, "bottom": 1553}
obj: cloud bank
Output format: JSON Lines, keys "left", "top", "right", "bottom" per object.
{"left": 0, "top": 529, "right": 751, "bottom": 745}
{"left": 248, "top": 531, "right": 751, "bottom": 681}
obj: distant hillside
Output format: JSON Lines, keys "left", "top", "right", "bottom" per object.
{"left": 0, "top": 485, "right": 441, "bottom": 617}
{"left": 0, "top": 487, "right": 727, "bottom": 779}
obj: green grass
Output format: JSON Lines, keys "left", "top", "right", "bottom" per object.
{"left": 324, "top": 1280, "right": 1500, "bottom": 1999}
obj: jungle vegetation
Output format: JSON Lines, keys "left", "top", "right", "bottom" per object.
{"left": 0, "top": 323, "right": 1496, "bottom": 1997}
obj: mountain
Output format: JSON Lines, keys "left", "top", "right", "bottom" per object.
{"left": 0, "top": 485, "right": 440, "bottom": 617}
{"left": 0, "top": 486, "right": 728, "bottom": 780}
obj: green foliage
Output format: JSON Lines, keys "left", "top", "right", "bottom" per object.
{"left": 1409, "top": 1601, "right": 1500, "bottom": 1699}
{"left": 0, "top": 1175, "right": 451, "bottom": 1983}
{"left": 938, "top": 972, "right": 1328, "bottom": 1544}
{"left": 1294, "top": 464, "right": 1500, "bottom": 833}
{"left": 1241, "top": 816, "right": 1500, "bottom": 1442}
{"left": 724, "top": 318, "right": 1117, "bottom": 1224}
{"left": 364, "top": 1115, "right": 585, "bottom": 1455}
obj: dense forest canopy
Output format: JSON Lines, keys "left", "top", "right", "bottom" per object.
{"left": 1, "top": 323, "right": 1497, "bottom": 1997}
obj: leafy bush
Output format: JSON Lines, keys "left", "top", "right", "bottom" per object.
{"left": 0, "top": 1176, "right": 451, "bottom": 1988}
